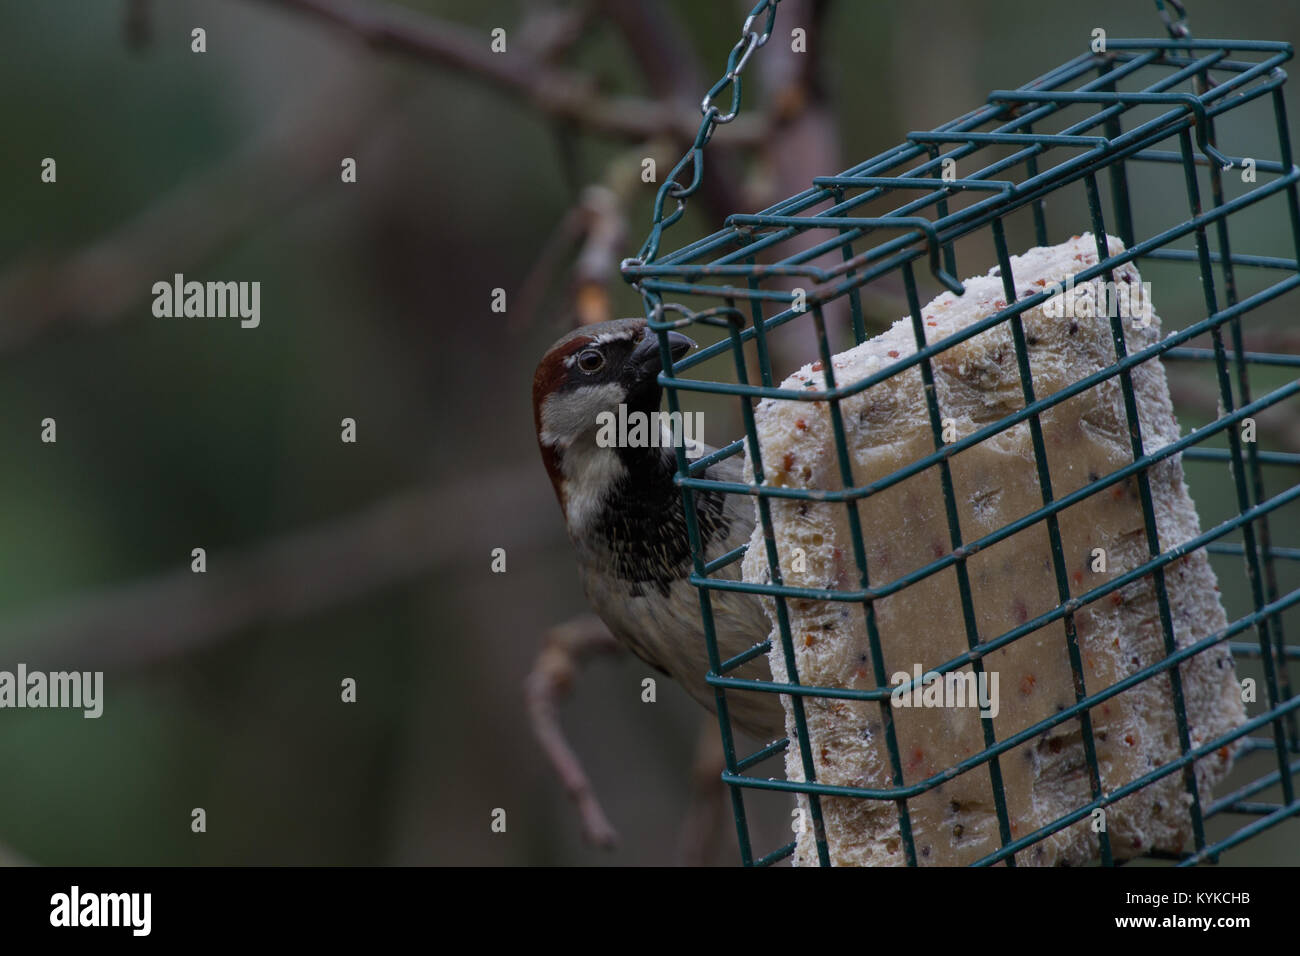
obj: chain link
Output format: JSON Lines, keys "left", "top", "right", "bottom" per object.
{"left": 624, "top": 0, "right": 782, "bottom": 270}
{"left": 1154, "top": 0, "right": 1192, "bottom": 41}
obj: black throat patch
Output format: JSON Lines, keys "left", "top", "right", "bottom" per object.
{"left": 590, "top": 446, "right": 731, "bottom": 597}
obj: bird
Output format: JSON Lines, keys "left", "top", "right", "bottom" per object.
{"left": 532, "top": 317, "right": 783, "bottom": 741}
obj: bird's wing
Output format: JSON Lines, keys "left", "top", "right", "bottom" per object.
{"left": 697, "top": 446, "right": 758, "bottom": 571}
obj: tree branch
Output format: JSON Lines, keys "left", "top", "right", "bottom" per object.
{"left": 256, "top": 0, "right": 767, "bottom": 147}
{"left": 0, "top": 73, "right": 397, "bottom": 354}
{"left": 599, "top": 0, "right": 751, "bottom": 229}
{"left": 4, "top": 463, "right": 556, "bottom": 673}
{"left": 524, "top": 614, "right": 623, "bottom": 848}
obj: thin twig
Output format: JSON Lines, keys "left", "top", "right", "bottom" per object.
{"left": 510, "top": 184, "right": 628, "bottom": 331}
{"left": 510, "top": 205, "right": 586, "bottom": 333}
{"left": 524, "top": 614, "right": 623, "bottom": 848}
{"left": 571, "top": 185, "right": 626, "bottom": 326}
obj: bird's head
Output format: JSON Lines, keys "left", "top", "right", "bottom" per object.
{"left": 532, "top": 318, "right": 695, "bottom": 525}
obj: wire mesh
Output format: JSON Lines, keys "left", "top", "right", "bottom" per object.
{"left": 623, "top": 5, "right": 1300, "bottom": 866}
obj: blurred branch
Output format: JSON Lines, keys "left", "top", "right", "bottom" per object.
{"left": 0, "top": 75, "right": 397, "bottom": 354}
{"left": 0, "top": 842, "right": 32, "bottom": 867}
{"left": 598, "top": 0, "right": 749, "bottom": 220}
{"left": 517, "top": 2, "right": 593, "bottom": 65}
{"left": 1237, "top": 328, "right": 1300, "bottom": 355}
{"left": 4, "top": 463, "right": 555, "bottom": 672}
{"left": 752, "top": 0, "right": 840, "bottom": 209}
{"left": 598, "top": 0, "right": 705, "bottom": 102}
{"left": 745, "top": 0, "right": 856, "bottom": 366}
{"left": 3, "top": 0, "right": 837, "bottom": 355}
{"left": 512, "top": 183, "right": 627, "bottom": 332}
{"left": 570, "top": 185, "right": 626, "bottom": 325}
{"left": 1184, "top": 326, "right": 1300, "bottom": 356}
{"left": 511, "top": 205, "right": 587, "bottom": 331}
{"left": 123, "top": 0, "right": 152, "bottom": 51}
{"left": 256, "top": 0, "right": 767, "bottom": 147}
{"left": 524, "top": 614, "right": 622, "bottom": 849}
{"left": 1167, "top": 371, "right": 1300, "bottom": 451}
{"left": 677, "top": 718, "right": 729, "bottom": 866}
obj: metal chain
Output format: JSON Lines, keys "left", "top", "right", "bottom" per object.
{"left": 1154, "top": 0, "right": 1192, "bottom": 41}
{"left": 623, "top": 0, "right": 782, "bottom": 270}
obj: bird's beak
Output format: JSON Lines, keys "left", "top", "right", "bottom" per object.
{"left": 630, "top": 329, "right": 696, "bottom": 377}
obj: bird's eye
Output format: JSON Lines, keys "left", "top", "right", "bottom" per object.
{"left": 576, "top": 349, "right": 605, "bottom": 373}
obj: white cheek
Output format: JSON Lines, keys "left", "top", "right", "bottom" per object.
{"left": 561, "top": 443, "right": 627, "bottom": 532}
{"left": 539, "top": 384, "right": 625, "bottom": 447}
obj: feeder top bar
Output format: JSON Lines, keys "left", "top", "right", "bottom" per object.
{"left": 623, "top": 37, "right": 1292, "bottom": 295}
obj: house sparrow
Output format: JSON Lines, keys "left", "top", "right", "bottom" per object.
{"left": 533, "top": 318, "right": 782, "bottom": 740}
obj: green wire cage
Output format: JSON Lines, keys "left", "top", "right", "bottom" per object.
{"left": 622, "top": 0, "right": 1300, "bottom": 866}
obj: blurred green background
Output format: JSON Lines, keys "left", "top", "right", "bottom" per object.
{"left": 0, "top": 0, "right": 1297, "bottom": 865}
